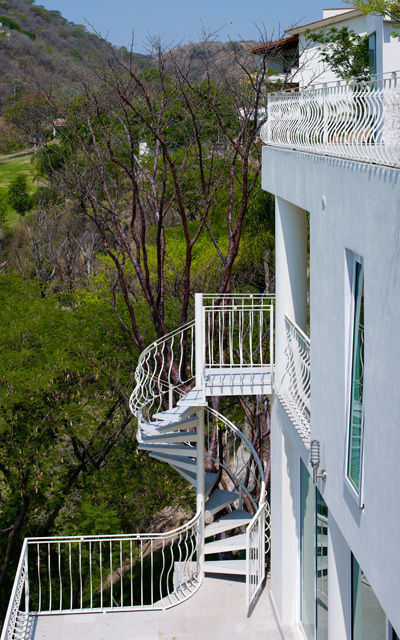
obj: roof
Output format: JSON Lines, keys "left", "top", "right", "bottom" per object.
{"left": 249, "top": 34, "right": 298, "bottom": 55}
{"left": 285, "top": 8, "right": 363, "bottom": 35}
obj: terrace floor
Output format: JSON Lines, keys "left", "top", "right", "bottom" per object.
{"left": 30, "top": 575, "right": 301, "bottom": 640}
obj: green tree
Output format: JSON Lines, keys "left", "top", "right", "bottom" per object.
{"left": 7, "top": 174, "right": 32, "bottom": 216}
{"left": 305, "top": 26, "right": 369, "bottom": 80}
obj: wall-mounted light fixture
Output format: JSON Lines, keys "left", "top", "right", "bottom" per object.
{"left": 309, "top": 439, "right": 327, "bottom": 484}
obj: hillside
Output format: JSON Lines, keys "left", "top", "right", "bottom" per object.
{"left": 0, "top": 0, "right": 147, "bottom": 110}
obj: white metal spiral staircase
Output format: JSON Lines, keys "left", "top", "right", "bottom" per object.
{"left": 1, "top": 293, "right": 274, "bottom": 640}
{"left": 129, "top": 293, "right": 274, "bottom": 603}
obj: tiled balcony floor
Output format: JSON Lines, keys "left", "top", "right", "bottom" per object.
{"left": 30, "top": 575, "right": 299, "bottom": 640}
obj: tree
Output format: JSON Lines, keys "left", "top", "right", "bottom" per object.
{"left": 7, "top": 174, "right": 32, "bottom": 216}
{"left": 37, "top": 37, "right": 277, "bottom": 350}
{"left": 305, "top": 27, "right": 369, "bottom": 80}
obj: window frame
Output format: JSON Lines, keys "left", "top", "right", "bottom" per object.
{"left": 344, "top": 252, "right": 365, "bottom": 508}
{"left": 368, "top": 32, "right": 377, "bottom": 76}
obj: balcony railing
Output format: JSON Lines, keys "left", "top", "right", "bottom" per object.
{"left": 275, "top": 315, "right": 310, "bottom": 444}
{"left": 261, "top": 71, "right": 400, "bottom": 168}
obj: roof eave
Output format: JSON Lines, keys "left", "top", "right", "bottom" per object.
{"left": 285, "top": 9, "right": 364, "bottom": 35}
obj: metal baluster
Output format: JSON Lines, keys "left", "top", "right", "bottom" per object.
{"left": 68, "top": 543, "right": 72, "bottom": 611}
{"left": 48, "top": 543, "right": 52, "bottom": 612}
{"left": 37, "top": 544, "right": 41, "bottom": 613}
{"left": 58, "top": 542, "right": 62, "bottom": 611}
{"left": 79, "top": 542, "right": 82, "bottom": 610}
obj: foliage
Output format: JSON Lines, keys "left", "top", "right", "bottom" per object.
{"left": 305, "top": 26, "right": 369, "bottom": 80}
{"left": 0, "top": 273, "right": 193, "bottom": 613}
{"left": 7, "top": 174, "right": 32, "bottom": 216}
{"left": 0, "top": 14, "right": 35, "bottom": 39}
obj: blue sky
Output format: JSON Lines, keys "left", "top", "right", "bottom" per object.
{"left": 39, "top": 0, "right": 345, "bottom": 53}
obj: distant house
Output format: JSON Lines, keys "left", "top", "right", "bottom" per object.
{"left": 252, "top": 8, "right": 400, "bottom": 87}
{"left": 0, "top": 22, "right": 10, "bottom": 38}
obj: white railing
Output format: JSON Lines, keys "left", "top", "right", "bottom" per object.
{"left": 1, "top": 540, "right": 30, "bottom": 640}
{"left": 276, "top": 315, "right": 311, "bottom": 443}
{"left": 129, "top": 321, "right": 195, "bottom": 426}
{"left": 261, "top": 71, "right": 400, "bottom": 168}
{"left": 205, "top": 407, "right": 269, "bottom": 607}
{"left": 202, "top": 294, "right": 274, "bottom": 370}
{"left": 1, "top": 512, "right": 202, "bottom": 634}
{"left": 246, "top": 502, "right": 270, "bottom": 607}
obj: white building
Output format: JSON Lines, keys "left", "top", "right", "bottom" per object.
{"left": 2, "top": 7, "right": 400, "bottom": 640}
{"left": 289, "top": 7, "right": 400, "bottom": 86}
{"left": 261, "top": 7, "right": 400, "bottom": 640}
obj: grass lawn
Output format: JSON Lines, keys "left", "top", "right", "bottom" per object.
{"left": 0, "top": 150, "right": 36, "bottom": 225}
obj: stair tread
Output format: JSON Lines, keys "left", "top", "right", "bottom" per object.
{"left": 204, "top": 510, "right": 252, "bottom": 537}
{"left": 140, "top": 431, "right": 198, "bottom": 443}
{"left": 204, "top": 533, "right": 247, "bottom": 554}
{"left": 204, "top": 560, "right": 246, "bottom": 575}
{"left": 149, "top": 452, "right": 197, "bottom": 471}
{"left": 205, "top": 489, "right": 238, "bottom": 517}
{"left": 139, "top": 443, "right": 197, "bottom": 457}
{"left": 177, "top": 387, "right": 206, "bottom": 406}
{"left": 170, "top": 466, "right": 218, "bottom": 496}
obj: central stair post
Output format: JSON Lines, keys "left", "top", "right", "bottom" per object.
{"left": 194, "top": 293, "right": 206, "bottom": 577}
{"left": 196, "top": 407, "right": 205, "bottom": 578}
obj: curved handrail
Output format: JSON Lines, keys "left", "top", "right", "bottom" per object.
{"left": 129, "top": 320, "right": 195, "bottom": 423}
{"left": 2, "top": 511, "right": 204, "bottom": 629}
{"left": 205, "top": 406, "right": 265, "bottom": 510}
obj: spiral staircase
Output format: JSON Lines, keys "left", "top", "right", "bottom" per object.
{"left": 129, "top": 293, "right": 274, "bottom": 603}
{"left": 1, "top": 294, "right": 274, "bottom": 640}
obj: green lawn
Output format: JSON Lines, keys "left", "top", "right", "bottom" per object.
{"left": 0, "top": 151, "right": 36, "bottom": 225}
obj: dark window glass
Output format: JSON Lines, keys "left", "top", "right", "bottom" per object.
{"left": 368, "top": 33, "right": 377, "bottom": 75}
{"left": 316, "top": 490, "right": 328, "bottom": 640}
{"left": 347, "top": 261, "right": 364, "bottom": 494}
{"left": 352, "top": 555, "right": 386, "bottom": 639}
{"left": 300, "top": 460, "right": 314, "bottom": 640}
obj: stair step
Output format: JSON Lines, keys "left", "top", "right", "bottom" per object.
{"left": 156, "top": 415, "right": 199, "bottom": 432}
{"left": 152, "top": 405, "right": 196, "bottom": 422}
{"left": 177, "top": 387, "right": 206, "bottom": 407}
{"left": 204, "top": 510, "right": 252, "bottom": 537}
{"left": 204, "top": 533, "right": 247, "bottom": 555}
{"left": 149, "top": 452, "right": 197, "bottom": 473}
{"left": 170, "top": 466, "right": 218, "bottom": 497}
{"left": 141, "top": 431, "right": 199, "bottom": 444}
{"left": 204, "top": 560, "right": 246, "bottom": 576}
{"left": 205, "top": 489, "right": 238, "bottom": 518}
{"left": 139, "top": 443, "right": 197, "bottom": 457}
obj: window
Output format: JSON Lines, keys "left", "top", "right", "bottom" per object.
{"left": 316, "top": 490, "right": 328, "bottom": 640}
{"left": 368, "top": 33, "right": 377, "bottom": 75}
{"left": 352, "top": 555, "right": 386, "bottom": 639}
{"left": 346, "top": 257, "right": 364, "bottom": 500}
{"left": 300, "top": 460, "right": 314, "bottom": 640}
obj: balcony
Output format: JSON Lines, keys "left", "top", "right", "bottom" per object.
{"left": 2, "top": 293, "right": 276, "bottom": 640}
{"left": 261, "top": 72, "right": 400, "bottom": 168}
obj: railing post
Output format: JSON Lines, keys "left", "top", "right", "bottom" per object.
{"left": 24, "top": 544, "right": 29, "bottom": 614}
{"left": 195, "top": 293, "right": 205, "bottom": 388}
{"left": 322, "top": 84, "right": 328, "bottom": 148}
{"left": 196, "top": 407, "right": 205, "bottom": 578}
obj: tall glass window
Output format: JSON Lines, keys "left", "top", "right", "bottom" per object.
{"left": 316, "top": 490, "right": 328, "bottom": 640}
{"left": 347, "top": 259, "right": 364, "bottom": 496}
{"left": 368, "top": 33, "right": 377, "bottom": 75}
{"left": 352, "top": 555, "right": 386, "bottom": 639}
{"left": 300, "top": 460, "right": 314, "bottom": 640}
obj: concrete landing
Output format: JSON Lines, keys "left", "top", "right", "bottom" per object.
{"left": 31, "top": 576, "right": 297, "bottom": 640}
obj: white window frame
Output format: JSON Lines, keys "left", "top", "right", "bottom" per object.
{"left": 344, "top": 251, "right": 365, "bottom": 508}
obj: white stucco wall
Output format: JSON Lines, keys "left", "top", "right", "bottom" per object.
{"left": 262, "top": 145, "right": 400, "bottom": 634}
{"left": 295, "top": 14, "right": 399, "bottom": 87}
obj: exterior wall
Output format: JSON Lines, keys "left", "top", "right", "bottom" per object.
{"left": 263, "top": 145, "right": 400, "bottom": 634}
{"left": 295, "top": 14, "right": 399, "bottom": 87}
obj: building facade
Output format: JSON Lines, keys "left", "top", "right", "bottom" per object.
{"left": 262, "top": 8, "right": 400, "bottom": 640}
